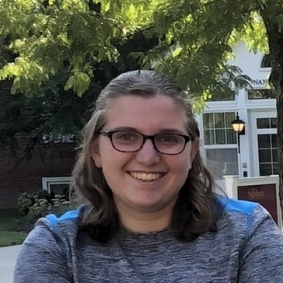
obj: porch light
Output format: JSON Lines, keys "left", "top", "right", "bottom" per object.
{"left": 231, "top": 113, "right": 245, "bottom": 153}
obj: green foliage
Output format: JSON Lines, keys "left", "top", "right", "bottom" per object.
{"left": 0, "top": 16, "right": 158, "bottom": 145}
{"left": 0, "top": 0, "right": 164, "bottom": 95}
{"left": 17, "top": 192, "right": 37, "bottom": 216}
{"left": 17, "top": 191, "right": 70, "bottom": 220}
{"left": 0, "top": 0, "right": 281, "bottom": 100}
{"left": 28, "top": 194, "right": 70, "bottom": 219}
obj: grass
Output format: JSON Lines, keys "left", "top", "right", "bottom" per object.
{"left": 0, "top": 231, "right": 27, "bottom": 247}
{"left": 0, "top": 209, "right": 30, "bottom": 247}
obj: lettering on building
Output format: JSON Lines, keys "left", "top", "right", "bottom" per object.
{"left": 251, "top": 79, "right": 268, "bottom": 86}
{"left": 247, "top": 187, "right": 265, "bottom": 200}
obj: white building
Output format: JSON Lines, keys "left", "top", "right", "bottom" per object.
{"left": 196, "top": 41, "right": 277, "bottom": 179}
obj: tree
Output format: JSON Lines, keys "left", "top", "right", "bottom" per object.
{"left": 146, "top": 0, "right": 283, "bottom": 210}
{"left": 0, "top": 0, "right": 158, "bottom": 151}
{"left": 0, "top": 1, "right": 283, "bottom": 210}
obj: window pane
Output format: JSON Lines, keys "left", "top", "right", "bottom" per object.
{"left": 271, "top": 134, "right": 277, "bottom": 148}
{"left": 259, "top": 164, "right": 272, "bottom": 176}
{"left": 257, "top": 118, "right": 270, "bottom": 129}
{"left": 272, "top": 149, "right": 278, "bottom": 162}
{"left": 258, "top": 135, "right": 271, "bottom": 148}
{"left": 206, "top": 149, "right": 238, "bottom": 177}
{"left": 215, "top": 130, "right": 226, "bottom": 144}
{"left": 226, "top": 113, "right": 235, "bottom": 126}
{"left": 259, "top": 149, "right": 271, "bottom": 162}
{"left": 273, "top": 163, "right": 278, "bottom": 174}
{"left": 203, "top": 114, "right": 213, "bottom": 129}
{"left": 226, "top": 129, "right": 236, "bottom": 144}
{"left": 214, "top": 113, "right": 225, "bottom": 128}
{"left": 270, "top": 118, "right": 277, "bottom": 128}
{"left": 204, "top": 130, "right": 214, "bottom": 145}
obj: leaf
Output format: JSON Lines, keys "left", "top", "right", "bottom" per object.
{"left": 172, "top": 47, "right": 182, "bottom": 58}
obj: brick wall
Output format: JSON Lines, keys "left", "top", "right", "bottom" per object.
{"left": 0, "top": 137, "right": 77, "bottom": 208}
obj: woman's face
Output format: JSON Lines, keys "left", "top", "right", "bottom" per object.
{"left": 91, "top": 95, "right": 199, "bottom": 215}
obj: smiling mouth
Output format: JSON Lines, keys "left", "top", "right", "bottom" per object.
{"left": 129, "top": 172, "right": 164, "bottom": 182}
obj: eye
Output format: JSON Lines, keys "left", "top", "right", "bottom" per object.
{"left": 157, "top": 134, "right": 182, "bottom": 145}
{"left": 113, "top": 131, "right": 140, "bottom": 143}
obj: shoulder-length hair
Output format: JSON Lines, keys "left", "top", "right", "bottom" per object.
{"left": 72, "top": 70, "right": 219, "bottom": 243}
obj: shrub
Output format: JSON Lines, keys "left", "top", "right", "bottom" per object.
{"left": 17, "top": 192, "right": 37, "bottom": 216}
{"left": 17, "top": 191, "right": 71, "bottom": 221}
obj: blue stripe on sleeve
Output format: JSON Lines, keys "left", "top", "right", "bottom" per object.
{"left": 218, "top": 196, "right": 258, "bottom": 215}
{"left": 46, "top": 209, "right": 79, "bottom": 227}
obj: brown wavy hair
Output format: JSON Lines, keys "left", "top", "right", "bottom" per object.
{"left": 72, "top": 70, "right": 220, "bottom": 243}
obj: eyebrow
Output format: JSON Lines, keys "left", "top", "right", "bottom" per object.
{"left": 107, "top": 126, "right": 187, "bottom": 135}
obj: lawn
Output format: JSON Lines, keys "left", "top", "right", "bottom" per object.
{"left": 0, "top": 209, "right": 32, "bottom": 247}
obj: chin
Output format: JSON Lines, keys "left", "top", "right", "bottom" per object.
{"left": 130, "top": 199, "right": 167, "bottom": 211}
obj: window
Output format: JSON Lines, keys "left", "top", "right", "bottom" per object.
{"left": 256, "top": 117, "right": 278, "bottom": 176}
{"left": 203, "top": 113, "right": 236, "bottom": 145}
{"left": 261, "top": 54, "right": 271, "bottom": 68}
{"left": 203, "top": 112, "right": 238, "bottom": 177}
{"left": 42, "top": 177, "right": 71, "bottom": 195}
{"left": 248, "top": 89, "right": 275, "bottom": 99}
{"left": 207, "top": 90, "right": 235, "bottom": 101}
{"left": 258, "top": 134, "right": 278, "bottom": 176}
{"left": 257, "top": 117, "right": 277, "bottom": 129}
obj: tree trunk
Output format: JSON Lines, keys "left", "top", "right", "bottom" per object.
{"left": 261, "top": 10, "right": 283, "bottom": 214}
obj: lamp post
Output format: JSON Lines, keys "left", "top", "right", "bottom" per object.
{"left": 231, "top": 112, "right": 245, "bottom": 154}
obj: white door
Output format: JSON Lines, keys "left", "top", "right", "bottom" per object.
{"left": 251, "top": 111, "right": 278, "bottom": 176}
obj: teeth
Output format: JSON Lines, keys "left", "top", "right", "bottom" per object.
{"left": 130, "top": 172, "right": 162, "bottom": 181}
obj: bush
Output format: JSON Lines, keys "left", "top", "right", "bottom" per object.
{"left": 17, "top": 191, "right": 70, "bottom": 221}
{"left": 17, "top": 192, "right": 37, "bottom": 216}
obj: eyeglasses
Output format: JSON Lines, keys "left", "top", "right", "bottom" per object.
{"left": 100, "top": 130, "right": 193, "bottom": 155}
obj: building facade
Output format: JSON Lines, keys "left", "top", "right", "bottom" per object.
{"left": 196, "top": 41, "right": 277, "bottom": 179}
{"left": 0, "top": 137, "right": 76, "bottom": 208}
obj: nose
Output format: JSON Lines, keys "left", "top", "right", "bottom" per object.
{"left": 135, "top": 138, "right": 160, "bottom": 165}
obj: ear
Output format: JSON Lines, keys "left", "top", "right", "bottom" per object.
{"left": 90, "top": 141, "right": 102, "bottom": 168}
{"left": 190, "top": 139, "right": 200, "bottom": 161}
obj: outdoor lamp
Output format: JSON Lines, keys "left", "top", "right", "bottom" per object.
{"left": 231, "top": 112, "right": 245, "bottom": 153}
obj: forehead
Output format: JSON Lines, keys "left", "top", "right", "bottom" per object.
{"left": 104, "top": 95, "right": 188, "bottom": 132}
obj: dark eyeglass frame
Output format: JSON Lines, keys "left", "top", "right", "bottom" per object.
{"left": 99, "top": 130, "right": 194, "bottom": 155}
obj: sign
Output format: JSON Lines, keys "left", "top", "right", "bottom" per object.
{"left": 237, "top": 184, "right": 278, "bottom": 225}
{"left": 250, "top": 79, "right": 268, "bottom": 86}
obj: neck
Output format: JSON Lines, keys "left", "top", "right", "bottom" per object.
{"left": 116, "top": 203, "right": 174, "bottom": 233}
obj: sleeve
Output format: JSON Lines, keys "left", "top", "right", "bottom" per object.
{"left": 238, "top": 204, "right": 283, "bottom": 282}
{"left": 14, "top": 219, "right": 73, "bottom": 283}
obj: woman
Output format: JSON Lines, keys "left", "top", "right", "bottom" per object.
{"left": 14, "top": 70, "right": 283, "bottom": 282}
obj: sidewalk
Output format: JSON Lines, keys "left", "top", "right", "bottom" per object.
{"left": 0, "top": 245, "right": 21, "bottom": 283}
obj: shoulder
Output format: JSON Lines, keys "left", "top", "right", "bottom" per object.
{"left": 44, "top": 206, "right": 83, "bottom": 230}
{"left": 216, "top": 196, "right": 273, "bottom": 232}
{"left": 26, "top": 205, "right": 87, "bottom": 247}
{"left": 218, "top": 196, "right": 259, "bottom": 215}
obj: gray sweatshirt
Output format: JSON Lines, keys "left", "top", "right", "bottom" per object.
{"left": 14, "top": 197, "right": 283, "bottom": 283}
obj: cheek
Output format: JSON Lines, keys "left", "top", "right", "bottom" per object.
{"left": 169, "top": 155, "right": 193, "bottom": 178}
{"left": 175, "top": 154, "right": 195, "bottom": 181}
{"left": 99, "top": 147, "right": 130, "bottom": 170}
